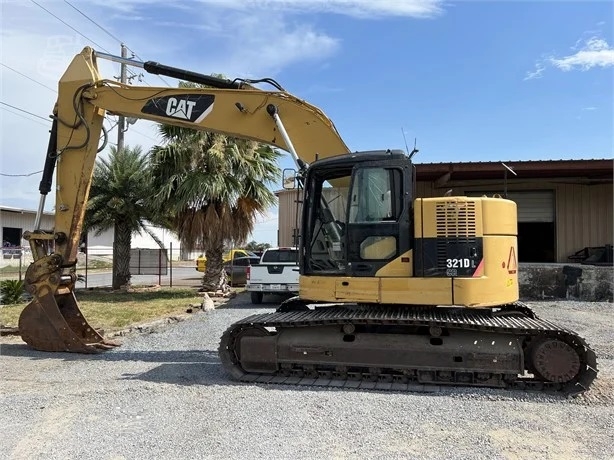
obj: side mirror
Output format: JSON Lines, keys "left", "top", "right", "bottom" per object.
{"left": 282, "top": 168, "right": 297, "bottom": 189}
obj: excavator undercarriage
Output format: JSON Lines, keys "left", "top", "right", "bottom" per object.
{"left": 219, "top": 301, "right": 597, "bottom": 395}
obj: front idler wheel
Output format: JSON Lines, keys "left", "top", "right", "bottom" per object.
{"left": 530, "top": 338, "right": 581, "bottom": 383}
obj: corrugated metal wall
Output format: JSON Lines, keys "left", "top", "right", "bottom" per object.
{"left": 0, "top": 210, "right": 54, "bottom": 245}
{"left": 555, "top": 183, "right": 613, "bottom": 262}
{"left": 451, "top": 179, "right": 612, "bottom": 262}
{"left": 465, "top": 190, "right": 555, "bottom": 222}
{"left": 415, "top": 180, "right": 437, "bottom": 198}
{"left": 277, "top": 189, "right": 302, "bottom": 247}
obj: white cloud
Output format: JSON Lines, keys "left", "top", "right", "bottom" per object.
{"left": 524, "top": 62, "right": 546, "bottom": 81}
{"left": 576, "top": 105, "right": 599, "bottom": 120}
{"left": 550, "top": 37, "right": 614, "bottom": 71}
{"left": 219, "top": 0, "right": 444, "bottom": 18}
{"left": 525, "top": 35, "right": 614, "bottom": 80}
{"left": 217, "top": 14, "right": 340, "bottom": 76}
{"left": 89, "top": 0, "right": 444, "bottom": 18}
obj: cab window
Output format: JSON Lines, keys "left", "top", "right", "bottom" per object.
{"left": 348, "top": 168, "right": 401, "bottom": 223}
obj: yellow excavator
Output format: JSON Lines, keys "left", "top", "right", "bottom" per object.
{"left": 19, "top": 47, "right": 597, "bottom": 395}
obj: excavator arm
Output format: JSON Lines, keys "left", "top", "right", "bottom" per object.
{"left": 19, "top": 46, "right": 349, "bottom": 352}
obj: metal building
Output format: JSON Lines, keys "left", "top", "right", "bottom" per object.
{"left": 1, "top": 206, "right": 54, "bottom": 247}
{"left": 276, "top": 158, "right": 613, "bottom": 263}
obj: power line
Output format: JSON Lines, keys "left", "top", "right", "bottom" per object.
{"left": 2, "top": 101, "right": 120, "bottom": 128}
{"left": 0, "top": 170, "right": 43, "bottom": 177}
{"left": 29, "top": 0, "right": 140, "bottom": 84}
{"left": 0, "top": 63, "right": 57, "bottom": 93}
{"left": 1, "top": 106, "right": 51, "bottom": 128}
{"left": 1, "top": 100, "right": 156, "bottom": 143}
{"left": 33, "top": 0, "right": 170, "bottom": 89}
{"left": 30, "top": 0, "right": 136, "bottom": 83}
{"left": 63, "top": 0, "right": 123, "bottom": 45}
{"left": 61, "top": 0, "right": 137, "bottom": 81}
{"left": 129, "top": 127, "right": 159, "bottom": 143}
{"left": 63, "top": 0, "right": 172, "bottom": 88}
{"left": 0, "top": 101, "right": 51, "bottom": 122}
{"left": 29, "top": 0, "right": 112, "bottom": 54}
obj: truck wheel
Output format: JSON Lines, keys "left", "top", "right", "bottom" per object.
{"left": 251, "top": 292, "right": 264, "bottom": 304}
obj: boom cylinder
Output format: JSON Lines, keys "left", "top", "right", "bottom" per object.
{"left": 143, "top": 62, "right": 243, "bottom": 89}
{"left": 93, "top": 50, "right": 244, "bottom": 89}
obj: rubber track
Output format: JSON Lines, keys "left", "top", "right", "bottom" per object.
{"left": 218, "top": 302, "right": 598, "bottom": 396}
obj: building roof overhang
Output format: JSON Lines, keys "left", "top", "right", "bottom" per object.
{"left": 415, "top": 158, "right": 613, "bottom": 182}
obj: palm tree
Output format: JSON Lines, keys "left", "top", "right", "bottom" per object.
{"left": 85, "top": 145, "right": 163, "bottom": 290}
{"left": 150, "top": 118, "right": 280, "bottom": 291}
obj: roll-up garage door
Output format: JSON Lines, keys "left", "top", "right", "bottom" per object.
{"left": 465, "top": 190, "right": 556, "bottom": 261}
{"left": 504, "top": 191, "right": 554, "bottom": 222}
{"left": 466, "top": 190, "right": 555, "bottom": 223}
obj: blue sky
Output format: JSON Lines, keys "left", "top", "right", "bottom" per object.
{"left": 1, "top": 0, "right": 612, "bottom": 244}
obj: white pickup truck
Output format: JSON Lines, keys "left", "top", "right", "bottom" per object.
{"left": 246, "top": 247, "right": 299, "bottom": 304}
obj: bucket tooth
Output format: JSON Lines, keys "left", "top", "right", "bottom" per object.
{"left": 18, "top": 291, "right": 120, "bottom": 353}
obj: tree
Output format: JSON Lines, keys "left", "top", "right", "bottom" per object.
{"left": 85, "top": 145, "right": 162, "bottom": 290}
{"left": 150, "top": 95, "right": 280, "bottom": 291}
{"left": 245, "top": 241, "right": 272, "bottom": 252}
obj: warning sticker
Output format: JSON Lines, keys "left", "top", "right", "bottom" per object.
{"left": 507, "top": 247, "right": 517, "bottom": 274}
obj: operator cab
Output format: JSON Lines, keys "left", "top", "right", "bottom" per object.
{"left": 300, "top": 150, "right": 413, "bottom": 277}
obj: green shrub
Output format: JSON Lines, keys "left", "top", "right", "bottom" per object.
{"left": 0, "top": 279, "right": 25, "bottom": 305}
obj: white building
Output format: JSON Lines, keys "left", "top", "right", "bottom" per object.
{"left": 84, "top": 225, "right": 188, "bottom": 260}
{"left": 0, "top": 205, "right": 197, "bottom": 264}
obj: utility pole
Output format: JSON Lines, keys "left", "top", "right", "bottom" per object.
{"left": 112, "top": 44, "right": 128, "bottom": 290}
{"left": 117, "top": 43, "right": 128, "bottom": 153}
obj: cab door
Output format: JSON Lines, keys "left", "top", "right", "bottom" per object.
{"left": 344, "top": 159, "right": 413, "bottom": 277}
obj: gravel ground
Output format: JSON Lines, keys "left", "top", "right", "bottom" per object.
{"left": 1, "top": 296, "right": 613, "bottom": 460}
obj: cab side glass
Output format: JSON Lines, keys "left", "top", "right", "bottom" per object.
{"left": 349, "top": 168, "right": 400, "bottom": 223}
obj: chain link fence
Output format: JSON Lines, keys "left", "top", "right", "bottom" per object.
{"left": 0, "top": 246, "right": 203, "bottom": 289}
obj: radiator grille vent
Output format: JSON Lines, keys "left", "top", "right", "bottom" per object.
{"left": 435, "top": 201, "right": 477, "bottom": 240}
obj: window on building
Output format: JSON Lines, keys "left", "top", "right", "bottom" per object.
{"left": 2, "top": 227, "right": 22, "bottom": 247}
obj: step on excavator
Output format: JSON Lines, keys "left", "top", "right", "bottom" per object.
{"left": 19, "top": 47, "right": 597, "bottom": 395}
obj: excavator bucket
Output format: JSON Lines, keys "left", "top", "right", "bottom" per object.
{"left": 19, "top": 290, "right": 120, "bottom": 353}
{"left": 18, "top": 235, "right": 121, "bottom": 352}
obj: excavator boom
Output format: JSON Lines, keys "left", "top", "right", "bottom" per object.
{"left": 19, "top": 47, "right": 349, "bottom": 353}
